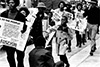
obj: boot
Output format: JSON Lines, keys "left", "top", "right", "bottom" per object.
{"left": 67, "top": 47, "right": 71, "bottom": 52}
{"left": 91, "top": 44, "right": 97, "bottom": 52}
{"left": 65, "top": 63, "right": 70, "bottom": 67}
{"left": 90, "top": 44, "right": 97, "bottom": 56}
{"left": 90, "top": 51, "right": 93, "bottom": 56}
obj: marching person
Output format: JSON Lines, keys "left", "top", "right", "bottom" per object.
{"left": 55, "top": 1, "right": 65, "bottom": 15}
{"left": 75, "top": 3, "right": 83, "bottom": 48}
{"left": 83, "top": 0, "right": 99, "bottom": 56}
{"left": 29, "top": 2, "right": 47, "bottom": 44}
{"left": 19, "top": 6, "right": 34, "bottom": 46}
{"left": 0, "top": 0, "right": 27, "bottom": 67}
{"left": 64, "top": 3, "right": 74, "bottom": 52}
{"left": 51, "top": 1, "right": 66, "bottom": 54}
{"left": 82, "top": 1, "right": 88, "bottom": 44}
{"left": 74, "top": 3, "right": 86, "bottom": 48}
{"left": 52, "top": 1, "right": 65, "bottom": 25}
{"left": 57, "top": 15, "right": 73, "bottom": 53}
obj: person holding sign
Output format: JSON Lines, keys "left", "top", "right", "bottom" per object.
{"left": 0, "top": 0, "right": 27, "bottom": 67}
{"left": 51, "top": 1, "right": 65, "bottom": 26}
{"left": 74, "top": 3, "right": 87, "bottom": 48}
{"left": 74, "top": 3, "right": 83, "bottom": 48}
{"left": 57, "top": 15, "right": 73, "bottom": 53}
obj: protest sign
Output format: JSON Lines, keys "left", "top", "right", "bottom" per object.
{"left": 67, "top": 18, "right": 87, "bottom": 32}
{"left": 45, "top": 31, "right": 56, "bottom": 48}
{"left": 75, "top": 18, "right": 87, "bottom": 32}
{"left": 52, "top": 12, "right": 62, "bottom": 25}
{"left": 63, "top": 11, "right": 73, "bottom": 21}
{"left": 0, "top": 17, "right": 30, "bottom": 51}
{"left": 45, "top": 24, "right": 60, "bottom": 48}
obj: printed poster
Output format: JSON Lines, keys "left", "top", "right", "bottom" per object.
{"left": 52, "top": 12, "right": 62, "bottom": 25}
{"left": 0, "top": 17, "right": 30, "bottom": 51}
{"left": 67, "top": 18, "right": 87, "bottom": 32}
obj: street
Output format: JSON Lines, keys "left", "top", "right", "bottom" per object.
{"left": 0, "top": 33, "right": 100, "bottom": 67}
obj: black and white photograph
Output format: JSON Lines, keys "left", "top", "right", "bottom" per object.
{"left": 0, "top": 0, "right": 100, "bottom": 67}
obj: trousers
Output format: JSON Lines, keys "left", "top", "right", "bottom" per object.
{"left": 3, "top": 46, "right": 24, "bottom": 67}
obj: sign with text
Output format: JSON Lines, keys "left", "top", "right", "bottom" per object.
{"left": 67, "top": 18, "right": 87, "bottom": 32}
{"left": 52, "top": 12, "right": 62, "bottom": 25}
{"left": 0, "top": 17, "right": 29, "bottom": 51}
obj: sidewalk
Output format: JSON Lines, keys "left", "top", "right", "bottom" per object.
{"left": 0, "top": 33, "right": 100, "bottom": 67}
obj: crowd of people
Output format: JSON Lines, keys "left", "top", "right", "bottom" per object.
{"left": 0, "top": 0, "right": 100, "bottom": 67}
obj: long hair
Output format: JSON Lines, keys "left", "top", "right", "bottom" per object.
{"left": 19, "top": 7, "right": 30, "bottom": 17}
{"left": 58, "top": 1, "right": 66, "bottom": 8}
{"left": 76, "top": 3, "right": 83, "bottom": 10}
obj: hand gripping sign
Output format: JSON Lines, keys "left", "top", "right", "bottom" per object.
{"left": 0, "top": 17, "right": 30, "bottom": 51}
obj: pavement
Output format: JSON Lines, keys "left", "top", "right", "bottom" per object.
{"left": 68, "top": 34, "right": 100, "bottom": 67}
{"left": 0, "top": 33, "right": 100, "bottom": 67}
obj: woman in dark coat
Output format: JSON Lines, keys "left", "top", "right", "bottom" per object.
{"left": 29, "top": 2, "right": 46, "bottom": 44}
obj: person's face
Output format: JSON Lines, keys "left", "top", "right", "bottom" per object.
{"left": 8, "top": 0, "right": 15, "bottom": 10}
{"left": 61, "top": 16, "right": 66, "bottom": 24}
{"left": 59, "top": 3, "right": 64, "bottom": 8}
{"left": 20, "top": 10, "right": 26, "bottom": 17}
{"left": 48, "top": 12, "right": 52, "bottom": 18}
{"left": 83, "top": 5, "right": 87, "bottom": 10}
{"left": 77, "top": 5, "right": 82, "bottom": 10}
{"left": 38, "top": 7, "right": 45, "bottom": 12}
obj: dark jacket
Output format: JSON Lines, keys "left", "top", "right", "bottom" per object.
{"left": 83, "top": 6, "right": 99, "bottom": 25}
{"left": 29, "top": 12, "right": 44, "bottom": 43}
{"left": 0, "top": 9, "right": 27, "bottom": 33}
{"left": 29, "top": 47, "right": 55, "bottom": 67}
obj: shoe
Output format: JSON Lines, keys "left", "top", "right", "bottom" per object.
{"left": 76, "top": 44, "right": 78, "bottom": 47}
{"left": 68, "top": 49, "right": 71, "bottom": 52}
{"left": 65, "top": 63, "right": 70, "bottom": 67}
{"left": 76, "top": 44, "right": 79, "bottom": 47}
{"left": 93, "top": 46, "right": 97, "bottom": 52}
{"left": 90, "top": 46, "right": 97, "bottom": 56}
{"left": 91, "top": 45, "right": 97, "bottom": 52}
{"left": 67, "top": 47, "right": 71, "bottom": 52}
{"left": 83, "top": 43, "right": 85, "bottom": 45}
{"left": 78, "top": 43, "right": 81, "bottom": 48}
{"left": 79, "top": 45, "right": 81, "bottom": 48}
{"left": 76, "top": 42, "right": 81, "bottom": 48}
{"left": 83, "top": 41, "right": 85, "bottom": 45}
{"left": 90, "top": 52, "right": 93, "bottom": 56}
